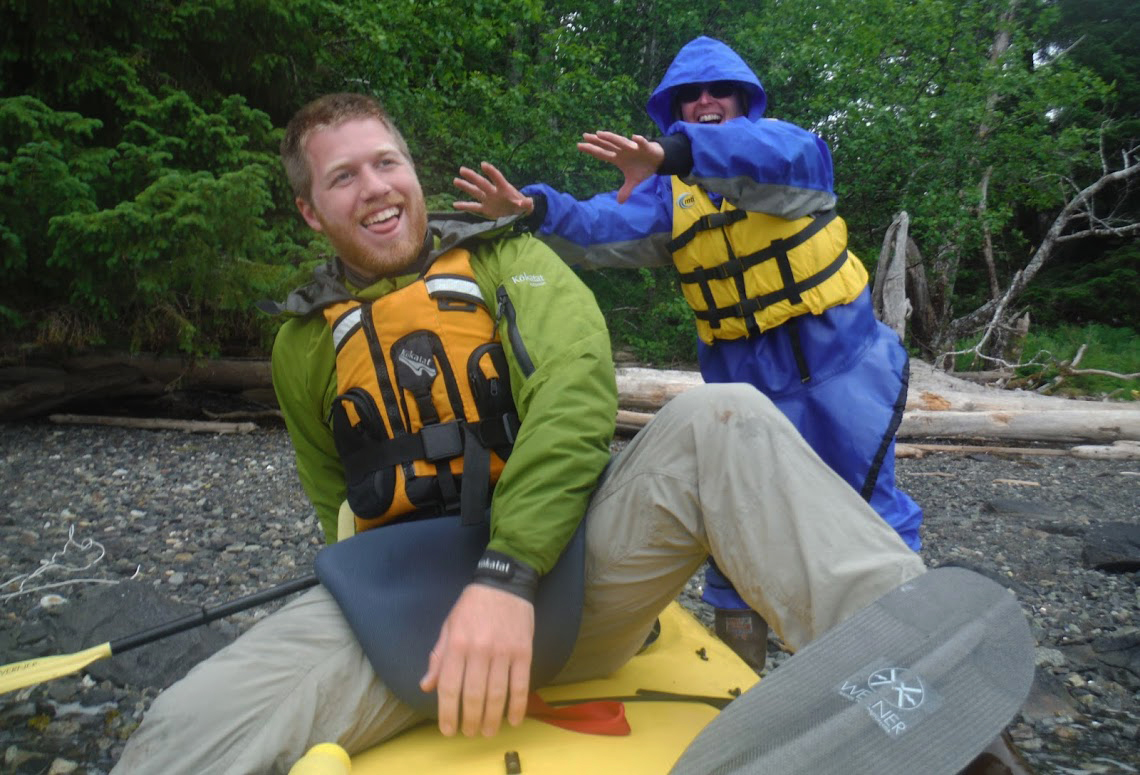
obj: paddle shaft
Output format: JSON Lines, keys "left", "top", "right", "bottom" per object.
{"left": 110, "top": 574, "right": 319, "bottom": 654}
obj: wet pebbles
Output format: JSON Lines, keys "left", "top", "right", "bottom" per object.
{"left": 1, "top": 422, "right": 1138, "bottom": 773}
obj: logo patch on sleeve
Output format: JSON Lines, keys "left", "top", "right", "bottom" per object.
{"left": 511, "top": 273, "right": 546, "bottom": 287}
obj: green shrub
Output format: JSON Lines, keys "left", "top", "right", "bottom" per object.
{"left": 582, "top": 267, "right": 697, "bottom": 367}
{"left": 954, "top": 323, "right": 1138, "bottom": 399}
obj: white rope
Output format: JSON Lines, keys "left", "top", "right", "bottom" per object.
{"left": 0, "top": 524, "right": 128, "bottom": 602}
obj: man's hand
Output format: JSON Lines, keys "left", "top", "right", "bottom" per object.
{"left": 577, "top": 131, "right": 665, "bottom": 203}
{"left": 419, "top": 583, "right": 535, "bottom": 738}
{"left": 453, "top": 162, "right": 535, "bottom": 219}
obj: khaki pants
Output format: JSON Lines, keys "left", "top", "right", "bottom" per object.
{"left": 112, "top": 384, "right": 924, "bottom": 774}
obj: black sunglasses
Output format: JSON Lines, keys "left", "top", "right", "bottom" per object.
{"left": 675, "top": 81, "right": 738, "bottom": 104}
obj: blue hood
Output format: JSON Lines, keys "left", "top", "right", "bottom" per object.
{"left": 646, "top": 36, "right": 767, "bottom": 133}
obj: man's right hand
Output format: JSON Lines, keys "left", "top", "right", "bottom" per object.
{"left": 419, "top": 582, "right": 536, "bottom": 738}
{"left": 453, "top": 162, "right": 535, "bottom": 219}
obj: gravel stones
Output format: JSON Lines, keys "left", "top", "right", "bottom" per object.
{"left": 1, "top": 421, "right": 1138, "bottom": 773}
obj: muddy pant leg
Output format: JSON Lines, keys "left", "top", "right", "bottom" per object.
{"left": 557, "top": 384, "right": 926, "bottom": 683}
{"left": 111, "top": 586, "right": 421, "bottom": 775}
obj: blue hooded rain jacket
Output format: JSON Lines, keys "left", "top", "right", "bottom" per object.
{"left": 522, "top": 36, "right": 923, "bottom": 607}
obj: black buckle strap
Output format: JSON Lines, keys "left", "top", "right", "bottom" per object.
{"left": 464, "top": 413, "right": 520, "bottom": 453}
{"left": 345, "top": 421, "right": 462, "bottom": 472}
{"left": 666, "top": 209, "right": 748, "bottom": 253}
{"left": 676, "top": 210, "right": 838, "bottom": 284}
{"left": 694, "top": 249, "right": 851, "bottom": 325}
{"left": 461, "top": 427, "right": 491, "bottom": 526}
{"left": 419, "top": 422, "right": 464, "bottom": 461}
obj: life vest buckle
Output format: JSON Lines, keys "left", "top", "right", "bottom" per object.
{"left": 419, "top": 422, "right": 464, "bottom": 462}
{"left": 698, "top": 212, "right": 731, "bottom": 231}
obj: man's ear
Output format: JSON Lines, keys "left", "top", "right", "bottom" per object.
{"left": 296, "top": 197, "right": 323, "bottom": 232}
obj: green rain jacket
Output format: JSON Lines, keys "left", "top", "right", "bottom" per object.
{"left": 269, "top": 215, "right": 617, "bottom": 575}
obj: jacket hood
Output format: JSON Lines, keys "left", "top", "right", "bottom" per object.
{"left": 646, "top": 36, "right": 767, "bottom": 133}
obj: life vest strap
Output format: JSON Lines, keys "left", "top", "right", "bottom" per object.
{"left": 674, "top": 210, "right": 838, "bottom": 284}
{"left": 665, "top": 207, "right": 752, "bottom": 253}
{"left": 666, "top": 209, "right": 748, "bottom": 253}
{"left": 344, "top": 414, "right": 518, "bottom": 473}
{"left": 693, "top": 249, "right": 850, "bottom": 325}
{"left": 461, "top": 434, "right": 491, "bottom": 526}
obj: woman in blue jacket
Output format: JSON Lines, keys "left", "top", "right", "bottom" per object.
{"left": 454, "top": 36, "right": 923, "bottom": 668}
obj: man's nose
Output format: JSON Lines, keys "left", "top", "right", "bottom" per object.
{"left": 358, "top": 165, "right": 392, "bottom": 197}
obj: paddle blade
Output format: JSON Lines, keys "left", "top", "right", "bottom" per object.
{"left": 670, "top": 567, "right": 1035, "bottom": 775}
{"left": 0, "top": 642, "right": 113, "bottom": 695}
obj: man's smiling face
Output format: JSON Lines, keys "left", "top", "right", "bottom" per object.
{"left": 296, "top": 117, "right": 427, "bottom": 279}
{"left": 678, "top": 81, "right": 744, "bottom": 125}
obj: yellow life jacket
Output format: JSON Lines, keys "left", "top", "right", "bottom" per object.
{"left": 322, "top": 248, "right": 518, "bottom": 534}
{"left": 668, "top": 178, "right": 869, "bottom": 344}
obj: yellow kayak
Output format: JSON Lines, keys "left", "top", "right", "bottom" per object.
{"left": 292, "top": 602, "right": 757, "bottom": 774}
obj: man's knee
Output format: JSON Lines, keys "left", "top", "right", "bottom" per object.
{"left": 658, "top": 382, "right": 780, "bottom": 425}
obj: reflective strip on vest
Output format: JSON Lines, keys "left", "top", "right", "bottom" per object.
{"left": 424, "top": 276, "right": 484, "bottom": 305}
{"left": 669, "top": 177, "right": 868, "bottom": 344}
{"left": 330, "top": 307, "right": 363, "bottom": 353}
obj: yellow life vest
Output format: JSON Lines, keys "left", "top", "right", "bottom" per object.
{"left": 322, "top": 248, "right": 518, "bottom": 534}
{"left": 668, "top": 178, "right": 869, "bottom": 344}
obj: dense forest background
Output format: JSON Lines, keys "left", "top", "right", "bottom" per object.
{"left": 2, "top": 0, "right": 1137, "bottom": 389}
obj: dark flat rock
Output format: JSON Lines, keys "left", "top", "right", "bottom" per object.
{"left": 1082, "top": 522, "right": 1140, "bottom": 572}
{"left": 49, "top": 581, "right": 233, "bottom": 690}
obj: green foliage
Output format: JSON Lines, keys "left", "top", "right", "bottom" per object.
{"left": 953, "top": 323, "right": 1138, "bottom": 399}
{"left": 0, "top": 0, "right": 321, "bottom": 356}
{"left": 582, "top": 268, "right": 697, "bottom": 365}
{"left": 731, "top": 0, "right": 1124, "bottom": 350}
{"left": 1019, "top": 324, "right": 1139, "bottom": 398}
{"left": 1021, "top": 243, "right": 1140, "bottom": 329}
{"left": 0, "top": 90, "right": 309, "bottom": 355}
{"left": 1, "top": 0, "right": 1135, "bottom": 364}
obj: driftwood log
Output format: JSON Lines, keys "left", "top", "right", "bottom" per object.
{"left": 48, "top": 414, "right": 258, "bottom": 434}
{"left": 612, "top": 363, "right": 1139, "bottom": 452}
{"left": 2, "top": 355, "right": 1136, "bottom": 452}
{"left": 0, "top": 356, "right": 274, "bottom": 421}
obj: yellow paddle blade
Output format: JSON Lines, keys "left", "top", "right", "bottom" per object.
{"left": 0, "top": 642, "right": 113, "bottom": 695}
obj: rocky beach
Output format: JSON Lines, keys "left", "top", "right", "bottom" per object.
{"left": 1, "top": 417, "right": 1137, "bottom": 774}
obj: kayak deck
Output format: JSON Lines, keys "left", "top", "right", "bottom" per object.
{"left": 350, "top": 601, "right": 758, "bottom": 774}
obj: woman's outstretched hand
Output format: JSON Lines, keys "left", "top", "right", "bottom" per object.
{"left": 577, "top": 131, "right": 664, "bottom": 203}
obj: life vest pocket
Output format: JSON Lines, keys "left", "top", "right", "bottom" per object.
{"left": 468, "top": 342, "right": 517, "bottom": 458}
{"left": 330, "top": 387, "right": 398, "bottom": 520}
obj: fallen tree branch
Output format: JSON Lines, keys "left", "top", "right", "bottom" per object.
{"left": 48, "top": 414, "right": 258, "bottom": 434}
{"left": 203, "top": 408, "right": 285, "bottom": 423}
{"left": 897, "top": 443, "right": 1068, "bottom": 458}
{"left": 1063, "top": 366, "right": 1140, "bottom": 380}
{"left": 949, "top": 369, "right": 1015, "bottom": 384}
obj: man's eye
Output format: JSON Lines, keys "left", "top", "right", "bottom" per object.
{"left": 333, "top": 170, "right": 353, "bottom": 184}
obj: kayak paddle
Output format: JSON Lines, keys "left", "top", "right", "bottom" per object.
{"left": 0, "top": 574, "right": 318, "bottom": 695}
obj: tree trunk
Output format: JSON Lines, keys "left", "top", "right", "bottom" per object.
{"left": 873, "top": 211, "right": 910, "bottom": 339}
